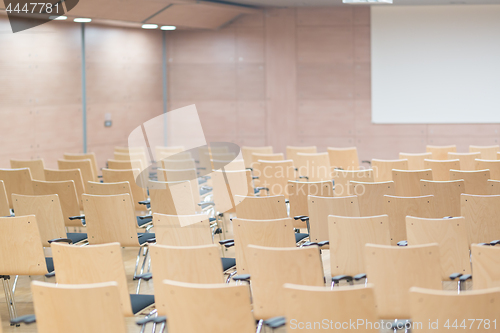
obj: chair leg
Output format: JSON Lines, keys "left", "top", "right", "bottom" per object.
{"left": 256, "top": 319, "right": 264, "bottom": 333}
{"left": 2, "top": 276, "right": 18, "bottom": 324}
{"left": 226, "top": 271, "right": 237, "bottom": 283}
{"left": 136, "top": 247, "right": 150, "bottom": 294}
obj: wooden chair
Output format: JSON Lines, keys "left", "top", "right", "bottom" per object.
{"left": 349, "top": 181, "right": 395, "bottom": 216}
{"left": 476, "top": 159, "right": 500, "bottom": 180}
{"left": 234, "top": 195, "right": 287, "bottom": 220}
{"left": 0, "top": 180, "right": 10, "bottom": 216}
{"left": 426, "top": 145, "right": 457, "bottom": 160}
{"left": 107, "top": 159, "right": 143, "bottom": 171}
{"left": 399, "top": 152, "right": 432, "bottom": 170}
{"left": 162, "top": 280, "right": 255, "bottom": 333}
{"left": 254, "top": 160, "right": 296, "bottom": 198}
{"left": 148, "top": 180, "right": 196, "bottom": 215}
{"left": 30, "top": 281, "right": 127, "bottom": 333}
{"left": 383, "top": 195, "right": 435, "bottom": 245}
{"left": 246, "top": 245, "right": 324, "bottom": 320}
{"left": 44, "top": 168, "right": 85, "bottom": 209}
{"left": 450, "top": 169, "right": 490, "bottom": 195}
{"left": 461, "top": 194, "right": 500, "bottom": 245}
{"left": 448, "top": 152, "right": 480, "bottom": 171}
{"left": 10, "top": 159, "right": 45, "bottom": 180}
{"left": 155, "top": 146, "right": 184, "bottom": 161}
{"left": 199, "top": 152, "right": 236, "bottom": 175}
{"left": 372, "top": 159, "right": 408, "bottom": 182}
{"left": 63, "top": 153, "right": 99, "bottom": 179}
{"left": 284, "top": 284, "right": 379, "bottom": 332}
{"left": 420, "top": 180, "right": 465, "bottom": 217}
{"left": 332, "top": 169, "right": 373, "bottom": 197}
{"left": 102, "top": 169, "right": 148, "bottom": 211}
{"left": 115, "top": 146, "right": 146, "bottom": 154}
{"left": 327, "top": 147, "right": 360, "bottom": 170}
{"left": 470, "top": 145, "right": 499, "bottom": 160}
{"left": 161, "top": 158, "right": 196, "bottom": 171}
{"left": 58, "top": 159, "right": 96, "bottom": 190}
{"left": 286, "top": 146, "right": 317, "bottom": 166}
{"left": 392, "top": 169, "right": 433, "bottom": 197}
{"left": 0, "top": 168, "right": 34, "bottom": 209}
{"left": 158, "top": 168, "right": 202, "bottom": 201}
{"left": 409, "top": 286, "right": 500, "bottom": 332}
{"left": 212, "top": 159, "right": 245, "bottom": 171}
{"left": 251, "top": 152, "right": 284, "bottom": 165}
{"left": 424, "top": 159, "right": 460, "bottom": 181}
{"left": 288, "top": 180, "right": 333, "bottom": 229}
{"left": 158, "top": 152, "right": 192, "bottom": 161}
{"left": 365, "top": 244, "right": 442, "bottom": 320}
{"left": 212, "top": 170, "right": 254, "bottom": 214}
{"left": 114, "top": 152, "right": 148, "bottom": 171}
{"left": 295, "top": 152, "right": 331, "bottom": 182}
{"left": 488, "top": 179, "right": 500, "bottom": 195}
{"left": 406, "top": 216, "right": 471, "bottom": 281}
{"left": 241, "top": 146, "right": 273, "bottom": 169}
{"left": 471, "top": 244, "right": 500, "bottom": 289}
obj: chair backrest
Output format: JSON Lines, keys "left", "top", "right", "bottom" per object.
{"left": 114, "top": 151, "right": 148, "bottom": 171}
{"left": 461, "top": 194, "right": 500, "bottom": 245}
{"left": 158, "top": 168, "right": 200, "bottom": 211}
{"left": 308, "top": 195, "right": 360, "bottom": 243}
{"left": 102, "top": 169, "right": 148, "bottom": 209}
{"left": 287, "top": 180, "right": 333, "bottom": 229}
{"left": 372, "top": 159, "right": 409, "bottom": 182}
{"left": 58, "top": 159, "right": 96, "bottom": 190}
{"left": 399, "top": 152, "right": 432, "bottom": 170}
{"left": 32, "top": 180, "right": 81, "bottom": 227}
{"left": 161, "top": 158, "right": 196, "bottom": 170}
{"left": 51, "top": 242, "right": 132, "bottom": 316}
{"left": 450, "top": 169, "right": 490, "bottom": 195}
{"left": 406, "top": 216, "right": 470, "bottom": 280}
{"left": 409, "top": 286, "right": 500, "bottom": 332}
{"left": 475, "top": 159, "right": 500, "bottom": 180}
{"left": 295, "top": 152, "right": 331, "bottom": 182}
{"left": 255, "top": 160, "right": 296, "bottom": 197}
{"left": 212, "top": 159, "right": 245, "bottom": 171}
{"left": 471, "top": 244, "right": 500, "bottom": 289}
{"left": 10, "top": 159, "right": 45, "bottom": 180}
{"left": 246, "top": 245, "right": 325, "bottom": 320}
{"left": 107, "top": 159, "right": 143, "bottom": 171}
{"left": 233, "top": 218, "right": 296, "bottom": 274}
{"left": 424, "top": 159, "right": 461, "bottom": 181}
{"left": 286, "top": 146, "right": 317, "bottom": 166}
{"left": 32, "top": 281, "right": 127, "bottom": 333}
{"left": 470, "top": 145, "right": 499, "bottom": 160}
{"left": 115, "top": 146, "right": 146, "bottom": 154}
{"left": 426, "top": 145, "right": 457, "bottom": 160}
{"left": 0, "top": 215, "right": 48, "bottom": 275}
{"left": 392, "top": 169, "right": 433, "bottom": 196}
{"left": 329, "top": 215, "right": 391, "bottom": 277}
{"left": 332, "top": 169, "right": 374, "bottom": 197}
{"left": 12, "top": 194, "right": 67, "bottom": 247}
{"left": 447, "top": 152, "right": 481, "bottom": 171}
{"left": 148, "top": 180, "right": 196, "bottom": 215}
{"left": 383, "top": 195, "right": 435, "bottom": 245}
{"left": 87, "top": 181, "right": 137, "bottom": 210}
{"left": 0, "top": 180, "right": 10, "bottom": 216}
{"left": 420, "top": 180, "right": 465, "bottom": 217}
{"left": 327, "top": 147, "right": 359, "bottom": 170}
{"left": 155, "top": 146, "right": 185, "bottom": 161}
{"left": 153, "top": 213, "right": 212, "bottom": 246}
{"left": 284, "top": 284, "right": 379, "bottom": 332}
{"left": 212, "top": 170, "right": 254, "bottom": 213}
{"left": 44, "top": 168, "right": 85, "bottom": 209}
{"left": 199, "top": 152, "right": 236, "bottom": 174}
{"left": 162, "top": 280, "right": 255, "bottom": 333}
{"left": 251, "top": 152, "right": 284, "bottom": 165}
{"left": 349, "top": 181, "right": 395, "bottom": 216}
{"left": 241, "top": 146, "right": 273, "bottom": 169}
{"left": 0, "top": 168, "right": 33, "bottom": 208}
{"left": 488, "top": 180, "right": 500, "bottom": 195}
{"left": 63, "top": 153, "right": 99, "bottom": 180}
{"left": 82, "top": 194, "right": 139, "bottom": 247}
{"left": 365, "top": 243, "right": 442, "bottom": 319}
{"left": 234, "top": 195, "right": 287, "bottom": 220}
{"left": 161, "top": 152, "right": 192, "bottom": 161}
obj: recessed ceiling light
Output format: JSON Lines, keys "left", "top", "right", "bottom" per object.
{"left": 161, "top": 26, "right": 176, "bottom": 31}
{"left": 142, "top": 24, "right": 158, "bottom": 29}
{"left": 343, "top": 0, "right": 393, "bottom": 4}
{"left": 74, "top": 18, "right": 92, "bottom": 23}
{"left": 50, "top": 15, "right": 67, "bottom": 20}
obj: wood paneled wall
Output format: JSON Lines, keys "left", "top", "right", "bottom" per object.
{"left": 167, "top": 7, "right": 500, "bottom": 160}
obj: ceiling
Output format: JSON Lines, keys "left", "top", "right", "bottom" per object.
{"left": 223, "top": 0, "right": 500, "bottom": 6}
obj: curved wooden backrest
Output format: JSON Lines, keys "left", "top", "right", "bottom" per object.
{"left": 160, "top": 152, "right": 192, "bottom": 161}
{"left": 155, "top": 146, "right": 184, "bottom": 160}
{"left": 63, "top": 153, "right": 99, "bottom": 180}
{"left": 10, "top": 159, "right": 45, "bottom": 180}
{"left": 406, "top": 216, "right": 470, "bottom": 280}
{"left": 32, "top": 281, "right": 127, "bottom": 333}
{"left": 158, "top": 168, "right": 200, "bottom": 212}
{"left": 470, "top": 145, "right": 500, "bottom": 160}
{"left": 148, "top": 180, "right": 196, "bottom": 215}
{"left": 113, "top": 152, "right": 148, "bottom": 171}
{"left": 87, "top": 181, "right": 137, "bottom": 210}
{"left": 246, "top": 245, "right": 325, "bottom": 320}
{"left": 212, "top": 170, "right": 254, "bottom": 214}
{"left": 450, "top": 169, "right": 490, "bottom": 195}
{"left": 241, "top": 146, "right": 273, "bottom": 169}
{"left": 255, "top": 160, "right": 296, "bottom": 197}
{"left": 308, "top": 195, "right": 360, "bottom": 243}
{"left": 115, "top": 146, "right": 146, "bottom": 154}
{"left": 461, "top": 194, "right": 500, "bottom": 245}
{"left": 152, "top": 213, "right": 212, "bottom": 246}
{"left": 284, "top": 284, "right": 379, "bottom": 332}
{"left": 420, "top": 180, "right": 465, "bottom": 217}
{"left": 327, "top": 147, "right": 359, "bottom": 171}
{"left": 200, "top": 152, "right": 236, "bottom": 174}
{"left": 287, "top": 180, "right": 333, "bottom": 229}
{"left": 475, "top": 159, "right": 500, "bottom": 180}
{"left": 349, "top": 181, "right": 395, "bottom": 216}
{"left": 424, "top": 159, "right": 460, "bottom": 181}
{"left": 161, "top": 158, "right": 196, "bottom": 170}
{"left": 295, "top": 152, "right": 331, "bottom": 182}
{"left": 0, "top": 180, "right": 10, "bottom": 216}
{"left": 409, "top": 286, "right": 500, "bottom": 332}
{"left": 44, "top": 168, "right": 85, "bottom": 209}
{"left": 426, "top": 145, "right": 457, "bottom": 160}
{"left": 251, "top": 153, "right": 284, "bottom": 165}
{"left": 51, "top": 242, "right": 132, "bottom": 316}
{"left": 399, "top": 152, "right": 432, "bottom": 170}
{"left": 0, "top": 168, "right": 33, "bottom": 208}
{"left": 162, "top": 280, "right": 255, "bottom": 333}
{"left": 383, "top": 195, "right": 435, "bottom": 245}
{"left": 332, "top": 169, "right": 373, "bottom": 197}
{"left": 471, "top": 244, "right": 500, "bottom": 289}
{"left": 392, "top": 169, "right": 433, "bottom": 197}
{"left": 488, "top": 180, "right": 500, "bottom": 195}
{"left": 12, "top": 194, "right": 66, "bottom": 247}
{"left": 365, "top": 243, "right": 442, "bottom": 319}
{"left": 82, "top": 194, "right": 139, "bottom": 247}
{"left": 58, "top": 159, "right": 96, "bottom": 189}
{"left": 32, "top": 180, "right": 80, "bottom": 227}
{"left": 286, "top": 146, "right": 317, "bottom": 166}
{"left": 234, "top": 195, "right": 287, "bottom": 220}
{"left": 0, "top": 215, "right": 47, "bottom": 275}
{"left": 233, "top": 218, "right": 296, "bottom": 274}
{"left": 448, "top": 152, "right": 480, "bottom": 171}
{"left": 107, "top": 159, "right": 143, "bottom": 171}
{"left": 212, "top": 159, "right": 245, "bottom": 171}
{"left": 102, "top": 169, "right": 148, "bottom": 209}
{"left": 329, "top": 215, "right": 391, "bottom": 277}
{"left": 372, "top": 159, "right": 409, "bottom": 182}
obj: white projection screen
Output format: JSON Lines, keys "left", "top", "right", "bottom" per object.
{"left": 371, "top": 5, "right": 500, "bottom": 124}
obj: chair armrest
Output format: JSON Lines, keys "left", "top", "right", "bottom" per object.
{"left": 490, "top": 240, "right": 500, "bottom": 246}
{"left": 354, "top": 273, "right": 367, "bottom": 281}
{"left": 459, "top": 274, "right": 472, "bottom": 282}
{"left": 252, "top": 176, "right": 259, "bottom": 180}
{"left": 133, "top": 273, "right": 153, "bottom": 281}
{"left": 200, "top": 186, "right": 212, "bottom": 191}
{"left": 69, "top": 215, "right": 85, "bottom": 220}
{"left": 209, "top": 217, "right": 216, "bottom": 223}
{"left": 285, "top": 199, "right": 289, "bottom": 204}
{"left": 220, "top": 241, "right": 234, "bottom": 248}
{"left": 11, "top": 315, "right": 36, "bottom": 325}
{"left": 332, "top": 275, "right": 353, "bottom": 284}
{"left": 232, "top": 274, "right": 251, "bottom": 282}
{"left": 138, "top": 199, "right": 150, "bottom": 205}
{"left": 293, "top": 215, "right": 307, "bottom": 220}
{"left": 397, "top": 240, "right": 408, "bottom": 247}
{"left": 146, "top": 238, "right": 156, "bottom": 244}
{"left": 301, "top": 242, "right": 318, "bottom": 247}
{"left": 298, "top": 175, "right": 309, "bottom": 180}
{"left": 254, "top": 187, "right": 269, "bottom": 193}
{"left": 264, "top": 316, "right": 286, "bottom": 329}
{"left": 198, "top": 202, "right": 215, "bottom": 208}
{"left": 361, "top": 160, "right": 372, "bottom": 166}
{"left": 48, "top": 238, "right": 73, "bottom": 244}
{"left": 219, "top": 239, "right": 234, "bottom": 245}
{"left": 449, "top": 273, "right": 463, "bottom": 280}
{"left": 136, "top": 316, "right": 167, "bottom": 326}
{"left": 318, "top": 241, "right": 329, "bottom": 247}
{"left": 246, "top": 167, "right": 253, "bottom": 172}
{"left": 138, "top": 215, "right": 152, "bottom": 220}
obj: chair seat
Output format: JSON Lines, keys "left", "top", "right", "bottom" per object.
{"left": 45, "top": 257, "right": 54, "bottom": 273}
{"left": 221, "top": 257, "right": 236, "bottom": 272}
{"left": 137, "top": 216, "right": 152, "bottom": 227}
{"left": 295, "top": 233, "right": 309, "bottom": 243}
{"left": 130, "top": 294, "right": 155, "bottom": 315}
{"left": 66, "top": 232, "right": 88, "bottom": 244}
{"left": 137, "top": 233, "right": 155, "bottom": 245}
